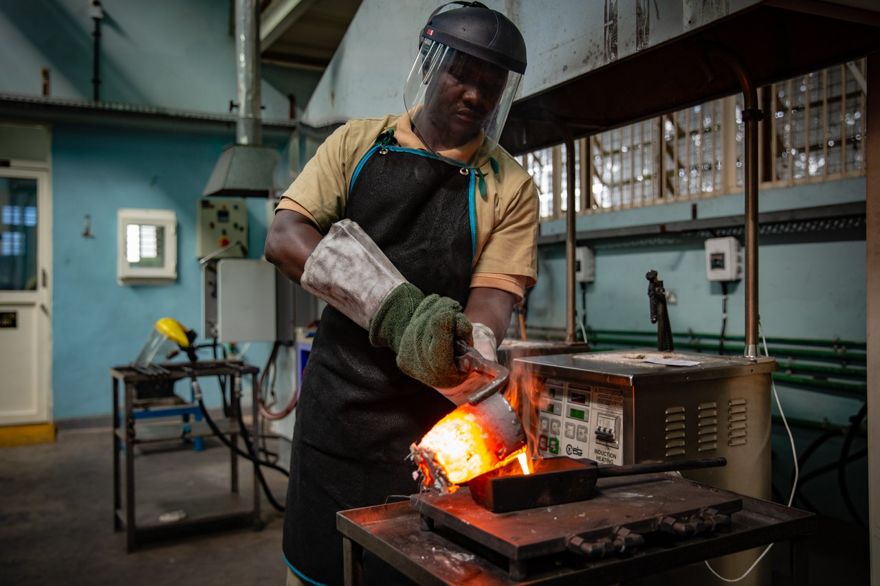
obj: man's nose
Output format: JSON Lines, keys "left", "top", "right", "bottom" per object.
{"left": 462, "top": 84, "right": 487, "bottom": 110}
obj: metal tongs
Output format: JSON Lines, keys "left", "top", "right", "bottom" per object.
{"left": 453, "top": 339, "right": 510, "bottom": 405}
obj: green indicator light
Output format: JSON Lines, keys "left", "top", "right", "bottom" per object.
{"left": 569, "top": 408, "right": 585, "bottom": 421}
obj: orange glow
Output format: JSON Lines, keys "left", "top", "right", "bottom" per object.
{"left": 415, "top": 405, "right": 506, "bottom": 487}
{"left": 517, "top": 450, "right": 532, "bottom": 475}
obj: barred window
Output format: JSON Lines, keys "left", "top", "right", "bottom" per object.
{"left": 524, "top": 59, "right": 866, "bottom": 220}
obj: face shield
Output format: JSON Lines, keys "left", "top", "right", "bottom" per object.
{"left": 404, "top": 37, "right": 522, "bottom": 161}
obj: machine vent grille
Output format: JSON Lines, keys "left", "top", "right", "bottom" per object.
{"left": 727, "top": 398, "right": 748, "bottom": 446}
{"left": 697, "top": 402, "right": 718, "bottom": 452}
{"left": 664, "top": 406, "right": 687, "bottom": 457}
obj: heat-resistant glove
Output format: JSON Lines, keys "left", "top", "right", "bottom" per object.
{"left": 368, "top": 283, "right": 473, "bottom": 388}
{"left": 393, "top": 294, "right": 473, "bottom": 389}
{"left": 300, "top": 219, "right": 472, "bottom": 389}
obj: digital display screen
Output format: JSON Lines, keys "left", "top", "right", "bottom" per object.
{"left": 217, "top": 209, "right": 230, "bottom": 223}
{"left": 568, "top": 408, "right": 586, "bottom": 421}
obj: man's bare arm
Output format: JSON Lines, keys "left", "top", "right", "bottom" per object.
{"left": 264, "top": 209, "right": 323, "bottom": 283}
{"left": 464, "top": 287, "right": 517, "bottom": 347}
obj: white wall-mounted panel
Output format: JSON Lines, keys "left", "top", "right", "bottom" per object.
{"left": 217, "top": 258, "right": 276, "bottom": 342}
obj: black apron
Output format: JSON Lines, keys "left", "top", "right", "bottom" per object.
{"left": 283, "top": 139, "right": 476, "bottom": 586}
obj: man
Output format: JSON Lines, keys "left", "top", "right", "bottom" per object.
{"left": 265, "top": 3, "right": 537, "bottom": 584}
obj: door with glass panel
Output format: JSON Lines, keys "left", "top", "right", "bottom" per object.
{"left": 0, "top": 169, "right": 51, "bottom": 425}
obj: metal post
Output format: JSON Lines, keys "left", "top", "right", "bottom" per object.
{"left": 124, "top": 382, "right": 136, "bottom": 552}
{"left": 743, "top": 85, "right": 760, "bottom": 359}
{"left": 718, "top": 52, "right": 761, "bottom": 359}
{"left": 112, "top": 377, "right": 121, "bottom": 531}
{"left": 866, "top": 54, "right": 880, "bottom": 586}
{"left": 90, "top": 1, "right": 104, "bottom": 102}
{"left": 235, "top": 0, "right": 261, "bottom": 145}
{"left": 231, "top": 373, "right": 239, "bottom": 494}
{"left": 564, "top": 133, "right": 577, "bottom": 344}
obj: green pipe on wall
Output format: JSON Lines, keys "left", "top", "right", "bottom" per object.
{"left": 592, "top": 329, "right": 866, "bottom": 350}
{"left": 590, "top": 337, "right": 867, "bottom": 365}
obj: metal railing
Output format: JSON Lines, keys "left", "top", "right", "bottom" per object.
{"left": 527, "top": 59, "right": 867, "bottom": 220}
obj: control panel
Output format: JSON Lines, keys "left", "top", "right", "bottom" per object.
{"left": 704, "top": 236, "right": 741, "bottom": 281}
{"left": 537, "top": 379, "right": 624, "bottom": 464}
{"left": 197, "top": 198, "right": 247, "bottom": 259}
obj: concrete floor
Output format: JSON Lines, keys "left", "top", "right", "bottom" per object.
{"left": 0, "top": 426, "right": 288, "bottom": 586}
{"left": 0, "top": 424, "right": 870, "bottom": 585}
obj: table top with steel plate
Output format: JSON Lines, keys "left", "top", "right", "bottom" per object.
{"left": 336, "top": 474, "right": 814, "bottom": 585}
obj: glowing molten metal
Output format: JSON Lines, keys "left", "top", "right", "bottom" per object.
{"left": 411, "top": 393, "right": 526, "bottom": 493}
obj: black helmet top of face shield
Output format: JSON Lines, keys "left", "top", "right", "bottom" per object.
{"left": 422, "top": 2, "right": 527, "bottom": 75}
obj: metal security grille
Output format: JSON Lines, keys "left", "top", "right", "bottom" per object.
{"left": 527, "top": 59, "right": 866, "bottom": 220}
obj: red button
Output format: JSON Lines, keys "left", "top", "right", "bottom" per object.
{"left": 219, "top": 237, "right": 230, "bottom": 247}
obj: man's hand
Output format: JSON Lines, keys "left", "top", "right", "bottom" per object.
{"left": 397, "top": 295, "right": 473, "bottom": 388}
{"left": 369, "top": 286, "right": 473, "bottom": 388}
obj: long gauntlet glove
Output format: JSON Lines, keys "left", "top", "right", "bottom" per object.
{"left": 300, "top": 220, "right": 472, "bottom": 390}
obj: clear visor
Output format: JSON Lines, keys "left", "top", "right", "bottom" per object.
{"left": 134, "top": 329, "right": 180, "bottom": 367}
{"left": 404, "top": 38, "right": 521, "bottom": 163}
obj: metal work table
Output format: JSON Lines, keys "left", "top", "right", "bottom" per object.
{"left": 110, "top": 359, "right": 261, "bottom": 552}
{"left": 336, "top": 474, "right": 814, "bottom": 585}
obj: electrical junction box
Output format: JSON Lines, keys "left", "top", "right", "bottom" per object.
{"left": 197, "top": 197, "right": 247, "bottom": 259}
{"left": 575, "top": 246, "right": 595, "bottom": 283}
{"left": 704, "top": 237, "right": 741, "bottom": 281}
{"left": 215, "top": 258, "right": 276, "bottom": 342}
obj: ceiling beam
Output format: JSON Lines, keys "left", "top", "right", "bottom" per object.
{"left": 260, "top": 0, "right": 319, "bottom": 53}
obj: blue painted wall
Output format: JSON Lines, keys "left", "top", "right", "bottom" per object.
{"left": 528, "top": 178, "right": 868, "bottom": 522}
{"left": 1, "top": 0, "right": 319, "bottom": 419}
{"left": 51, "top": 124, "right": 276, "bottom": 418}
{"left": 532, "top": 178, "right": 866, "bottom": 345}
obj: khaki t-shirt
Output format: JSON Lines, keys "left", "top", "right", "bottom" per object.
{"left": 276, "top": 113, "right": 538, "bottom": 298}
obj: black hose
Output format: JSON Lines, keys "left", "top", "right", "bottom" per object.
{"left": 793, "top": 428, "right": 844, "bottom": 492}
{"left": 795, "top": 489, "right": 819, "bottom": 514}
{"left": 212, "top": 340, "right": 230, "bottom": 416}
{"left": 233, "top": 399, "right": 288, "bottom": 513}
{"left": 838, "top": 403, "right": 867, "bottom": 526}
{"left": 795, "top": 448, "right": 866, "bottom": 514}
{"left": 189, "top": 377, "right": 288, "bottom": 513}
{"left": 798, "top": 448, "right": 867, "bottom": 487}
{"left": 196, "top": 395, "right": 288, "bottom": 513}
